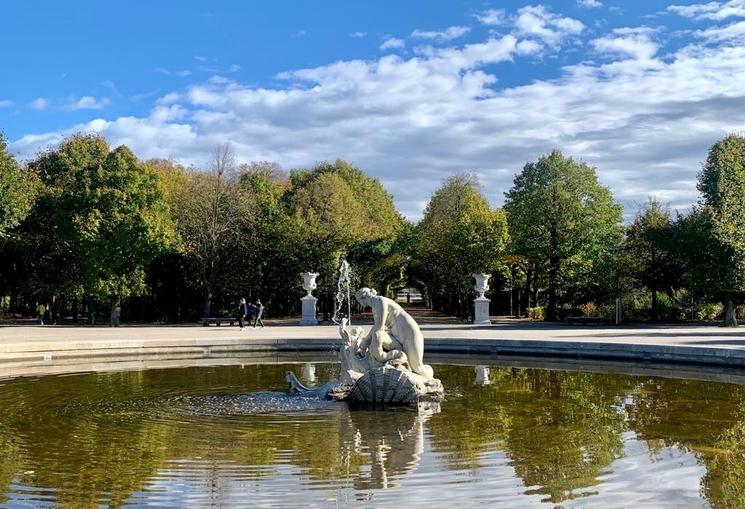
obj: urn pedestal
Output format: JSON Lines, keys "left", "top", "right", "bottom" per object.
{"left": 300, "top": 272, "right": 320, "bottom": 325}
{"left": 474, "top": 297, "right": 491, "bottom": 325}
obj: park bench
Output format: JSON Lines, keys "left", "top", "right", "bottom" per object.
{"left": 199, "top": 317, "right": 237, "bottom": 326}
{"left": 565, "top": 316, "right": 606, "bottom": 325}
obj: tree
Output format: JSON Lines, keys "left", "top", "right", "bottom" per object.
{"left": 25, "top": 134, "right": 177, "bottom": 322}
{"left": 166, "top": 144, "right": 255, "bottom": 317}
{"left": 504, "top": 150, "right": 623, "bottom": 321}
{"left": 696, "top": 134, "right": 745, "bottom": 327}
{"left": 283, "top": 160, "right": 404, "bottom": 317}
{"left": 0, "top": 133, "right": 36, "bottom": 238}
{"left": 414, "top": 174, "right": 509, "bottom": 317}
{"left": 623, "top": 198, "right": 682, "bottom": 321}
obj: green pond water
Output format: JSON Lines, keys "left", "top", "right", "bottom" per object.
{"left": 1, "top": 361, "right": 745, "bottom": 508}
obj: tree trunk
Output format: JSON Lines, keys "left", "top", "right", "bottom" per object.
{"left": 524, "top": 266, "right": 533, "bottom": 317}
{"left": 650, "top": 247, "right": 658, "bottom": 322}
{"left": 203, "top": 290, "right": 212, "bottom": 318}
{"left": 51, "top": 295, "right": 59, "bottom": 324}
{"left": 509, "top": 270, "right": 514, "bottom": 317}
{"left": 724, "top": 293, "right": 738, "bottom": 327}
{"left": 547, "top": 227, "right": 559, "bottom": 321}
{"left": 88, "top": 297, "right": 96, "bottom": 325}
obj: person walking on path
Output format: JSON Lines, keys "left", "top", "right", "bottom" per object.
{"left": 36, "top": 303, "right": 46, "bottom": 325}
{"left": 253, "top": 299, "right": 265, "bottom": 328}
{"left": 246, "top": 300, "right": 255, "bottom": 325}
{"left": 237, "top": 298, "right": 248, "bottom": 331}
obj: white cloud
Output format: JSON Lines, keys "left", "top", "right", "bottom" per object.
{"left": 412, "top": 26, "right": 471, "bottom": 41}
{"left": 226, "top": 64, "right": 241, "bottom": 72}
{"left": 476, "top": 9, "right": 506, "bottom": 26}
{"left": 695, "top": 19, "right": 745, "bottom": 41}
{"left": 514, "top": 5, "right": 584, "bottom": 47}
{"left": 349, "top": 31, "right": 367, "bottom": 38}
{"left": 515, "top": 39, "right": 543, "bottom": 55}
{"left": 380, "top": 37, "right": 405, "bottom": 50}
{"left": 29, "top": 98, "right": 49, "bottom": 110}
{"left": 0, "top": 99, "right": 11, "bottom": 108}
{"left": 10, "top": 10, "right": 745, "bottom": 221}
{"left": 68, "top": 96, "right": 110, "bottom": 110}
{"left": 668, "top": 0, "right": 745, "bottom": 20}
{"left": 592, "top": 27, "right": 659, "bottom": 59}
{"left": 157, "top": 92, "right": 182, "bottom": 105}
{"left": 155, "top": 67, "right": 192, "bottom": 77}
{"left": 293, "top": 30, "right": 307, "bottom": 38}
{"left": 577, "top": 0, "right": 603, "bottom": 7}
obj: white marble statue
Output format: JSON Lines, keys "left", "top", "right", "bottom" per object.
{"left": 354, "top": 287, "right": 434, "bottom": 380}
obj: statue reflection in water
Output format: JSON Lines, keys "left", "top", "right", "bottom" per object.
{"left": 474, "top": 365, "right": 491, "bottom": 386}
{"left": 338, "top": 402, "right": 440, "bottom": 491}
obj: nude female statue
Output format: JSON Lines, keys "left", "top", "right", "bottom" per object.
{"left": 354, "top": 288, "right": 434, "bottom": 380}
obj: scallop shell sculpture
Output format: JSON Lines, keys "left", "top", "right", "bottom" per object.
{"left": 347, "top": 366, "right": 421, "bottom": 404}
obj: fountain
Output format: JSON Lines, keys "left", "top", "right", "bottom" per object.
{"left": 288, "top": 261, "right": 444, "bottom": 404}
{"left": 332, "top": 258, "right": 352, "bottom": 325}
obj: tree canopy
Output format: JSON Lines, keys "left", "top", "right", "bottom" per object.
{"left": 24, "top": 134, "right": 177, "bottom": 308}
{"left": 504, "top": 150, "right": 623, "bottom": 321}
{"left": 696, "top": 134, "right": 745, "bottom": 326}
{"left": 0, "top": 133, "right": 36, "bottom": 238}
{"left": 414, "top": 174, "right": 509, "bottom": 316}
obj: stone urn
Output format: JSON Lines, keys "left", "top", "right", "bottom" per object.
{"left": 301, "top": 272, "right": 319, "bottom": 297}
{"left": 472, "top": 273, "right": 491, "bottom": 299}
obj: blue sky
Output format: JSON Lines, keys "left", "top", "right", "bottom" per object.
{"left": 2, "top": 0, "right": 745, "bottom": 218}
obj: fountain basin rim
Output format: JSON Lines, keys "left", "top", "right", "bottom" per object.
{"left": 2, "top": 333, "right": 745, "bottom": 382}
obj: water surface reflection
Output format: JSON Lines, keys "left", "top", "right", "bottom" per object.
{"left": 0, "top": 363, "right": 744, "bottom": 507}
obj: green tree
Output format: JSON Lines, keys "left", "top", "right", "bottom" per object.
{"left": 622, "top": 198, "right": 682, "bottom": 321}
{"left": 0, "top": 133, "right": 36, "bottom": 238}
{"left": 504, "top": 150, "right": 623, "bottom": 321}
{"left": 696, "top": 134, "right": 745, "bottom": 327}
{"left": 26, "top": 134, "right": 177, "bottom": 322}
{"left": 283, "top": 160, "right": 404, "bottom": 314}
{"left": 414, "top": 174, "right": 509, "bottom": 317}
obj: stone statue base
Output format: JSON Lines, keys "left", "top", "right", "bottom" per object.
{"left": 299, "top": 295, "right": 318, "bottom": 325}
{"left": 473, "top": 297, "right": 491, "bottom": 325}
{"left": 287, "top": 365, "right": 443, "bottom": 405}
{"left": 331, "top": 365, "right": 443, "bottom": 404}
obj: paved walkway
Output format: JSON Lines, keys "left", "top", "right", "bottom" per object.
{"left": 1, "top": 320, "right": 745, "bottom": 379}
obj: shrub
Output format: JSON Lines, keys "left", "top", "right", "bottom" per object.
{"left": 528, "top": 306, "right": 544, "bottom": 321}
{"left": 737, "top": 305, "right": 745, "bottom": 320}
{"left": 622, "top": 290, "right": 651, "bottom": 322}
{"left": 695, "top": 302, "right": 724, "bottom": 321}
{"left": 655, "top": 292, "right": 685, "bottom": 322}
{"left": 580, "top": 302, "right": 598, "bottom": 317}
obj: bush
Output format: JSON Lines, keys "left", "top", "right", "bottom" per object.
{"left": 527, "top": 306, "right": 544, "bottom": 320}
{"left": 580, "top": 302, "right": 598, "bottom": 317}
{"left": 655, "top": 292, "right": 685, "bottom": 322}
{"left": 622, "top": 290, "right": 651, "bottom": 322}
{"left": 695, "top": 302, "right": 723, "bottom": 321}
{"left": 737, "top": 305, "right": 745, "bottom": 320}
